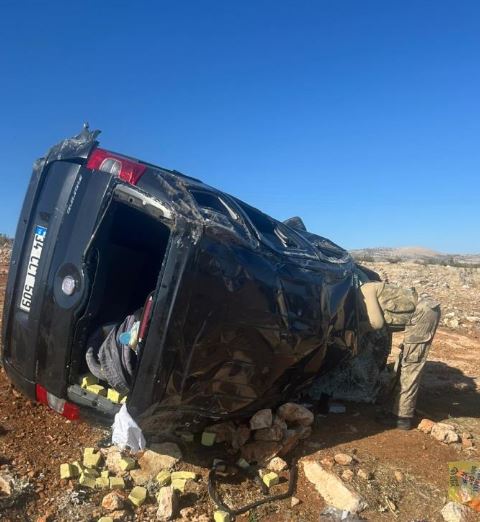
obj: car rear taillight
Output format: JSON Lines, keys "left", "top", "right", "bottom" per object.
{"left": 86, "top": 148, "right": 147, "bottom": 185}
{"left": 36, "top": 384, "right": 80, "bottom": 420}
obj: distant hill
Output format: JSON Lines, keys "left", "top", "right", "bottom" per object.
{"left": 351, "top": 246, "right": 480, "bottom": 266}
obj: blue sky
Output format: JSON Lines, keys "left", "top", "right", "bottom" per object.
{"left": 1, "top": 1, "right": 479, "bottom": 253}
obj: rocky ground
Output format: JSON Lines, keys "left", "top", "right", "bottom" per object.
{"left": 0, "top": 248, "right": 479, "bottom": 521}
{"left": 361, "top": 261, "right": 480, "bottom": 333}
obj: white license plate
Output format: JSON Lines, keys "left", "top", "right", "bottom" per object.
{"left": 19, "top": 225, "right": 48, "bottom": 313}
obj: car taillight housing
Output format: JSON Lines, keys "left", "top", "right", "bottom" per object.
{"left": 86, "top": 148, "right": 147, "bottom": 185}
{"left": 36, "top": 384, "right": 80, "bottom": 420}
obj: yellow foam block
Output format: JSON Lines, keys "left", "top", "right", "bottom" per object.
{"left": 95, "top": 477, "right": 110, "bottom": 489}
{"left": 107, "top": 388, "right": 125, "bottom": 404}
{"left": 80, "top": 374, "right": 98, "bottom": 388}
{"left": 128, "top": 486, "right": 147, "bottom": 507}
{"left": 100, "top": 470, "right": 110, "bottom": 478}
{"left": 109, "top": 477, "right": 125, "bottom": 490}
{"left": 83, "top": 451, "right": 102, "bottom": 469}
{"left": 236, "top": 458, "right": 250, "bottom": 469}
{"left": 262, "top": 472, "right": 279, "bottom": 488}
{"left": 60, "top": 463, "right": 77, "bottom": 479}
{"left": 171, "top": 471, "right": 196, "bottom": 480}
{"left": 72, "top": 460, "right": 84, "bottom": 475}
{"left": 98, "top": 518, "right": 113, "bottom": 522}
{"left": 214, "top": 511, "right": 231, "bottom": 522}
{"left": 79, "top": 473, "right": 96, "bottom": 489}
{"left": 156, "top": 470, "right": 171, "bottom": 486}
{"left": 201, "top": 432, "right": 216, "bottom": 446}
{"left": 171, "top": 478, "right": 186, "bottom": 492}
{"left": 83, "top": 468, "right": 99, "bottom": 478}
{"left": 86, "top": 384, "right": 107, "bottom": 396}
{"left": 119, "top": 456, "right": 136, "bottom": 471}
{"left": 179, "top": 432, "right": 195, "bottom": 442}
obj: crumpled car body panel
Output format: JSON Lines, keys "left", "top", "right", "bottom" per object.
{"left": 128, "top": 162, "right": 361, "bottom": 424}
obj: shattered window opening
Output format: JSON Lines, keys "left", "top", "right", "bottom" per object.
{"left": 190, "top": 190, "right": 238, "bottom": 221}
{"left": 234, "top": 199, "right": 305, "bottom": 252}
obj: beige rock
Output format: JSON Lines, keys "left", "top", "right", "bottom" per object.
{"left": 296, "top": 426, "right": 312, "bottom": 440}
{"left": 250, "top": 409, "right": 273, "bottom": 430}
{"left": 440, "top": 501, "right": 476, "bottom": 522}
{"left": 462, "top": 431, "right": 473, "bottom": 440}
{"left": 203, "top": 422, "right": 236, "bottom": 443}
{"left": 320, "top": 456, "right": 335, "bottom": 469}
{"left": 102, "top": 491, "right": 125, "bottom": 511}
{"left": 431, "top": 423, "right": 460, "bottom": 444}
{"left": 179, "top": 507, "right": 195, "bottom": 519}
{"left": 136, "top": 443, "right": 182, "bottom": 482}
{"left": 272, "top": 415, "right": 288, "bottom": 433}
{"left": 303, "top": 461, "right": 366, "bottom": 513}
{"left": 267, "top": 457, "right": 288, "bottom": 472}
{"left": 291, "top": 496, "right": 301, "bottom": 507}
{"left": 232, "top": 424, "right": 251, "bottom": 450}
{"left": 334, "top": 453, "right": 353, "bottom": 466}
{"left": 277, "top": 403, "right": 314, "bottom": 426}
{"left": 394, "top": 470, "right": 404, "bottom": 482}
{"left": 156, "top": 486, "right": 178, "bottom": 521}
{"left": 341, "top": 469, "right": 354, "bottom": 482}
{"left": 109, "top": 511, "right": 128, "bottom": 522}
{"left": 241, "top": 441, "right": 282, "bottom": 465}
{"left": 417, "top": 418, "right": 435, "bottom": 434}
{"left": 192, "top": 516, "right": 209, "bottom": 522}
{"left": 357, "top": 469, "right": 372, "bottom": 480}
{"left": 254, "top": 424, "right": 284, "bottom": 442}
{"left": 0, "top": 472, "right": 13, "bottom": 496}
{"left": 130, "top": 469, "right": 151, "bottom": 486}
{"left": 103, "top": 447, "right": 124, "bottom": 475}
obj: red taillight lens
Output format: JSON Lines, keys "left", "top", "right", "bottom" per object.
{"left": 35, "top": 384, "right": 80, "bottom": 420}
{"left": 86, "top": 148, "right": 147, "bottom": 185}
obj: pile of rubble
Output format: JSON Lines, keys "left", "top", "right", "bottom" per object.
{"left": 59, "top": 442, "right": 208, "bottom": 521}
{"left": 362, "top": 261, "right": 480, "bottom": 332}
{"left": 203, "top": 402, "right": 314, "bottom": 465}
{"left": 55, "top": 402, "right": 313, "bottom": 522}
{"left": 417, "top": 419, "right": 476, "bottom": 451}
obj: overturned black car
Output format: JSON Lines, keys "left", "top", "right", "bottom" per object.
{"left": 1, "top": 127, "right": 389, "bottom": 431}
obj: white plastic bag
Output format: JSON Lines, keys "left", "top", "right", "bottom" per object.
{"left": 111, "top": 404, "right": 146, "bottom": 452}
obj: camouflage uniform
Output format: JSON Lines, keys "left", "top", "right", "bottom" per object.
{"left": 360, "top": 282, "right": 441, "bottom": 419}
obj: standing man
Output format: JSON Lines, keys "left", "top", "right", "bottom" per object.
{"left": 359, "top": 281, "right": 441, "bottom": 430}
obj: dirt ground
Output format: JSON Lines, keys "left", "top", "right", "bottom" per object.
{"left": 0, "top": 258, "right": 479, "bottom": 521}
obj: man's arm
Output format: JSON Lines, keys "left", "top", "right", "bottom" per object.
{"left": 360, "top": 282, "right": 385, "bottom": 330}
